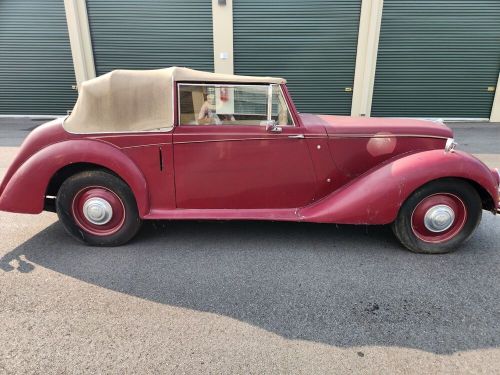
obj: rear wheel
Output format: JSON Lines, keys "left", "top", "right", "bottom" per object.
{"left": 392, "top": 179, "right": 482, "bottom": 254}
{"left": 56, "top": 170, "right": 142, "bottom": 246}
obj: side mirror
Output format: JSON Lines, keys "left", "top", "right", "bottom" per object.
{"left": 265, "top": 120, "right": 282, "bottom": 133}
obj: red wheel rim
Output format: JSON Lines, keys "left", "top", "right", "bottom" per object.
{"left": 411, "top": 193, "right": 467, "bottom": 243}
{"left": 71, "top": 186, "right": 126, "bottom": 236}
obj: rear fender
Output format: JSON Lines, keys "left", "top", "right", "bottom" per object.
{"left": 298, "top": 150, "right": 498, "bottom": 224}
{"left": 0, "top": 140, "right": 149, "bottom": 215}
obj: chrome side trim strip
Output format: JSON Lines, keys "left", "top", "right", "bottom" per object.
{"left": 173, "top": 134, "right": 447, "bottom": 145}
{"left": 120, "top": 143, "right": 168, "bottom": 149}
{"left": 327, "top": 134, "right": 448, "bottom": 139}
{"left": 173, "top": 136, "right": 316, "bottom": 145}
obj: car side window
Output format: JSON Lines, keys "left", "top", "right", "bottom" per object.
{"left": 178, "top": 83, "right": 294, "bottom": 126}
{"left": 271, "top": 85, "right": 294, "bottom": 126}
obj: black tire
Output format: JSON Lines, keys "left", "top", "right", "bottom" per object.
{"left": 56, "top": 170, "right": 142, "bottom": 246}
{"left": 392, "top": 178, "right": 482, "bottom": 254}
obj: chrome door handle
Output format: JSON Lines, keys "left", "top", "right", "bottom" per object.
{"left": 288, "top": 134, "right": 305, "bottom": 139}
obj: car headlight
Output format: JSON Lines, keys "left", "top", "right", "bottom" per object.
{"left": 445, "top": 138, "right": 457, "bottom": 153}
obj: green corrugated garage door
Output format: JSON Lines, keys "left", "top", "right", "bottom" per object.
{"left": 233, "top": 0, "right": 361, "bottom": 115}
{"left": 86, "top": 0, "right": 214, "bottom": 76}
{"left": 0, "top": 0, "right": 76, "bottom": 115}
{"left": 372, "top": 0, "right": 500, "bottom": 118}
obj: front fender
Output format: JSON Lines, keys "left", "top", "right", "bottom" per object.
{"left": 0, "top": 140, "right": 149, "bottom": 215}
{"left": 298, "top": 150, "right": 498, "bottom": 224}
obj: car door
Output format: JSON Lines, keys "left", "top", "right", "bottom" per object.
{"left": 173, "top": 83, "right": 317, "bottom": 209}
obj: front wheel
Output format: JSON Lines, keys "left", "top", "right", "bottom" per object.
{"left": 56, "top": 170, "right": 142, "bottom": 246}
{"left": 392, "top": 179, "right": 482, "bottom": 254}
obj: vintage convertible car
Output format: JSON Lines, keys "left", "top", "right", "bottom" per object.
{"left": 0, "top": 67, "right": 499, "bottom": 253}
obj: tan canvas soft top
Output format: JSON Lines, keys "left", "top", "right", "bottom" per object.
{"left": 63, "top": 66, "right": 286, "bottom": 133}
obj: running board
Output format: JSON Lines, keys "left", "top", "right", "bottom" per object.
{"left": 143, "top": 208, "right": 300, "bottom": 221}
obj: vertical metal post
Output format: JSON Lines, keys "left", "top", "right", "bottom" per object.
{"left": 351, "top": 0, "right": 384, "bottom": 117}
{"left": 64, "top": 0, "right": 96, "bottom": 87}
{"left": 267, "top": 84, "right": 273, "bottom": 122}
{"left": 490, "top": 73, "right": 500, "bottom": 122}
{"left": 212, "top": 0, "right": 234, "bottom": 74}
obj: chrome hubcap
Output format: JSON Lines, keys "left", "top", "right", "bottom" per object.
{"left": 424, "top": 204, "right": 455, "bottom": 232}
{"left": 82, "top": 197, "right": 113, "bottom": 225}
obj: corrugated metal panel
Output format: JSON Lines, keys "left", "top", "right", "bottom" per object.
{"left": 0, "top": 0, "right": 76, "bottom": 115}
{"left": 233, "top": 0, "right": 361, "bottom": 115}
{"left": 86, "top": 0, "right": 214, "bottom": 75}
{"left": 372, "top": 0, "right": 500, "bottom": 118}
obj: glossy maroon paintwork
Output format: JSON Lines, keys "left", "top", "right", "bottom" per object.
{"left": 0, "top": 83, "right": 498, "bottom": 223}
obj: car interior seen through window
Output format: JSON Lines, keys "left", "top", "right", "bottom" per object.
{"left": 178, "top": 84, "right": 293, "bottom": 126}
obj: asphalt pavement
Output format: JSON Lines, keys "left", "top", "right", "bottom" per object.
{"left": 0, "top": 118, "right": 499, "bottom": 374}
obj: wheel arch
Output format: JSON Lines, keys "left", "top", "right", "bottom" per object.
{"left": 395, "top": 176, "right": 496, "bottom": 216}
{"left": 298, "top": 150, "right": 498, "bottom": 225}
{"left": 44, "top": 162, "right": 126, "bottom": 212}
{"left": 0, "top": 140, "right": 150, "bottom": 216}
{"left": 461, "top": 178, "right": 496, "bottom": 212}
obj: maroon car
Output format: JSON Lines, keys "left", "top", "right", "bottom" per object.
{"left": 1, "top": 67, "right": 498, "bottom": 253}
